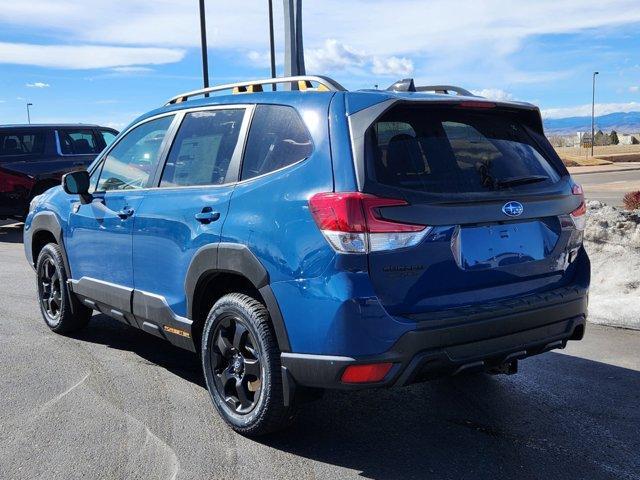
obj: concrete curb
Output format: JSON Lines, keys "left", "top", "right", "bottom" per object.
{"left": 568, "top": 166, "right": 640, "bottom": 176}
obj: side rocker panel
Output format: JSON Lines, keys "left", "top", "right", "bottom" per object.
{"left": 132, "top": 289, "right": 195, "bottom": 352}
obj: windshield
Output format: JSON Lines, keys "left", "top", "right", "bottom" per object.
{"left": 364, "top": 106, "right": 560, "bottom": 194}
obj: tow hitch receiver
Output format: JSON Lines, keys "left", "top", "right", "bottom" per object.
{"left": 488, "top": 359, "right": 519, "bottom": 375}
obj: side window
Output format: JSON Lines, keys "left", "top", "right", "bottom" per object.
{"left": 59, "top": 129, "right": 101, "bottom": 155}
{"left": 241, "top": 105, "right": 312, "bottom": 180}
{"left": 99, "top": 129, "right": 117, "bottom": 148}
{"left": 96, "top": 115, "right": 174, "bottom": 191}
{"left": 160, "top": 109, "right": 244, "bottom": 187}
{"left": 0, "top": 131, "right": 45, "bottom": 156}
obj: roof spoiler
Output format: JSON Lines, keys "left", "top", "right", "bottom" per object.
{"left": 386, "top": 78, "right": 476, "bottom": 97}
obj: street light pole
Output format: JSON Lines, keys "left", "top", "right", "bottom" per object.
{"left": 199, "top": 0, "right": 210, "bottom": 93}
{"left": 26, "top": 103, "right": 33, "bottom": 124}
{"left": 591, "top": 71, "right": 599, "bottom": 157}
{"left": 268, "top": 0, "right": 277, "bottom": 90}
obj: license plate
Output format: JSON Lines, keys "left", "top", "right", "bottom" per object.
{"left": 454, "top": 221, "right": 557, "bottom": 270}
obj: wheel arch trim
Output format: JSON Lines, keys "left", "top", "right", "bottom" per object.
{"left": 27, "top": 211, "right": 72, "bottom": 278}
{"left": 185, "top": 242, "right": 291, "bottom": 352}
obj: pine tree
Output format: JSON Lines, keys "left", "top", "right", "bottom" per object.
{"left": 610, "top": 130, "right": 619, "bottom": 145}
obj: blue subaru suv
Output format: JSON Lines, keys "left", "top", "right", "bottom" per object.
{"left": 24, "top": 76, "right": 589, "bottom": 435}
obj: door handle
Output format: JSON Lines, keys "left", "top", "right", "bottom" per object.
{"left": 117, "top": 207, "right": 134, "bottom": 219}
{"left": 195, "top": 207, "right": 220, "bottom": 224}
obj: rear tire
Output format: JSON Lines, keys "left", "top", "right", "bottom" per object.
{"left": 201, "top": 293, "right": 295, "bottom": 436}
{"left": 36, "top": 243, "right": 92, "bottom": 334}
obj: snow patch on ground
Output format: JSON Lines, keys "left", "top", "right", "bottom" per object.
{"left": 584, "top": 201, "right": 640, "bottom": 330}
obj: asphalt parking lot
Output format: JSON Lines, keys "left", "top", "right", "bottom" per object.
{"left": 0, "top": 222, "right": 639, "bottom": 480}
{"left": 573, "top": 166, "right": 640, "bottom": 206}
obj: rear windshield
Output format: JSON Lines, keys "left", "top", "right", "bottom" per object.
{"left": 364, "top": 106, "right": 560, "bottom": 194}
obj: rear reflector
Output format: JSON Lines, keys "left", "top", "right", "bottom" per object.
{"left": 309, "top": 192, "right": 431, "bottom": 253}
{"left": 341, "top": 363, "right": 393, "bottom": 384}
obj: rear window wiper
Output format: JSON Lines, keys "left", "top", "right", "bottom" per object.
{"left": 495, "top": 175, "right": 549, "bottom": 188}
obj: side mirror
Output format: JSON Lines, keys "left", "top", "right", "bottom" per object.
{"left": 62, "top": 170, "right": 92, "bottom": 203}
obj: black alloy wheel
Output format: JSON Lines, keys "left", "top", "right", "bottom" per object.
{"left": 38, "top": 256, "right": 62, "bottom": 325}
{"left": 35, "top": 243, "right": 92, "bottom": 333}
{"left": 201, "top": 293, "right": 295, "bottom": 435}
{"left": 210, "top": 315, "right": 263, "bottom": 414}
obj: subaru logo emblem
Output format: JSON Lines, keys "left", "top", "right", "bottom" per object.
{"left": 502, "top": 201, "right": 523, "bottom": 217}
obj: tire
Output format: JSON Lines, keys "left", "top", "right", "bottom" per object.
{"left": 35, "top": 243, "right": 92, "bottom": 334}
{"left": 201, "top": 293, "right": 295, "bottom": 436}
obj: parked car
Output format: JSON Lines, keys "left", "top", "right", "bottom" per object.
{"left": 23, "top": 76, "right": 589, "bottom": 436}
{"left": 0, "top": 124, "right": 118, "bottom": 220}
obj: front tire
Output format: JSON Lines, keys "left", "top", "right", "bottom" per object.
{"left": 201, "top": 293, "right": 295, "bottom": 436}
{"left": 36, "top": 243, "right": 92, "bottom": 334}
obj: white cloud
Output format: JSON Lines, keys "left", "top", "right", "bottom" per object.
{"left": 111, "top": 66, "right": 154, "bottom": 73}
{"left": 306, "top": 40, "right": 367, "bottom": 72}
{"left": 471, "top": 88, "right": 514, "bottom": 101}
{"left": 26, "top": 82, "right": 50, "bottom": 88}
{"left": 630, "top": 86, "right": 640, "bottom": 93}
{"left": 542, "top": 102, "right": 640, "bottom": 119}
{"left": 371, "top": 57, "right": 413, "bottom": 77}
{"left": 0, "top": 42, "right": 185, "bottom": 69}
{"left": 248, "top": 39, "right": 413, "bottom": 77}
{"left": 6, "top": 0, "right": 635, "bottom": 56}
{"left": 246, "top": 50, "right": 281, "bottom": 68}
{"left": 305, "top": 39, "right": 413, "bottom": 76}
{"left": 2, "top": 0, "right": 638, "bottom": 82}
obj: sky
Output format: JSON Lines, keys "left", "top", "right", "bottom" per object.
{"left": 1, "top": 0, "right": 640, "bottom": 130}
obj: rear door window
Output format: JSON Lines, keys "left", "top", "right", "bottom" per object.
{"left": 160, "top": 109, "right": 245, "bottom": 187}
{"left": 0, "top": 131, "right": 45, "bottom": 156}
{"left": 366, "top": 106, "right": 560, "bottom": 194}
{"left": 59, "top": 129, "right": 101, "bottom": 155}
{"left": 241, "top": 105, "right": 313, "bottom": 180}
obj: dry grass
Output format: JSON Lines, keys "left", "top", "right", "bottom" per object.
{"left": 554, "top": 145, "right": 640, "bottom": 166}
{"left": 555, "top": 145, "right": 640, "bottom": 166}
{"left": 560, "top": 157, "right": 612, "bottom": 167}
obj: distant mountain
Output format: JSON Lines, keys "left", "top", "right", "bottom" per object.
{"left": 543, "top": 111, "right": 640, "bottom": 135}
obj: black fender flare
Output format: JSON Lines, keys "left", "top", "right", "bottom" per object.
{"left": 28, "top": 211, "right": 72, "bottom": 279}
{"left": 185, "top": 242, "right": 291, "bottom": 352}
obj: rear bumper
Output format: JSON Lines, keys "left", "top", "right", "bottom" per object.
{"left": 281, "top": 290, "right": 587, "bottom": 390}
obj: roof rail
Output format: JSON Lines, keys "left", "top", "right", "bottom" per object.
{"left": 165, "top": 75, "right": 346, "bottom": 105}
{"left": 386, "top": 78, "right": 475, "bottom": 97}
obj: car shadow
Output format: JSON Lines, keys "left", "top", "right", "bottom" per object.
{"left": 72, "top": 314, "right": 640, "bottom": 480}
{"left": 261, "top": 353, "right": 640, "bottom": 480}
{"left": 72, "top": 313, "right": 205, "bottom": 387}
{"left": 0, "top": 222, "right": 24, "bottom": 244}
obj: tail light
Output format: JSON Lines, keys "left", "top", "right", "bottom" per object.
{"left": 309, "top": 192, "right": 431, "bottom": 253}
{"left": 570, "top": 183, "right": 586, "bottom": 231}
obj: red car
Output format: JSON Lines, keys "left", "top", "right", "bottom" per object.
{"left": 0, "top": 124, "right": 118, "bottom": 220}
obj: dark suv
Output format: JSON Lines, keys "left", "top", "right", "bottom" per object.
{"left": 24, "top": 76, "right": 589, "bottom": 436}
{"left": 0, "top": 124, "right": 118, "bottom": 220}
